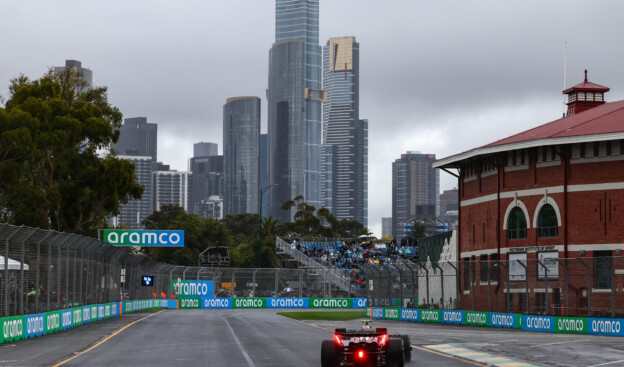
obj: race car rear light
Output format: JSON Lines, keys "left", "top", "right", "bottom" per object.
{"left": 334, "top": 335, "right": 342, "bottom": 345}
{"left": 358, "top": 350, "right": 365, "bottom": 359}
{"left": 379, "top": 334, "right": 388, "bottom": 346}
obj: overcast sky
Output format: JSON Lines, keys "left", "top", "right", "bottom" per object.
{"left": 2, "top": 1, "right": 624, "bottom": 236}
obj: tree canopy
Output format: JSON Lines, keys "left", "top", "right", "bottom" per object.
{"left": 0, "top": 69, "right": 143, "bottom": 235}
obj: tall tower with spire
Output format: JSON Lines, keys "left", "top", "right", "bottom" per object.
{"left": 563, "top": 70, "right": 610, "bottom": 116}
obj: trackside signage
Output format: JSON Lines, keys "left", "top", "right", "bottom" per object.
{"left": 442, "top": 310, "right": 463, "bottom": 325}
{"left": 400, "top": 309, "right": 419, "bottom": 322}
{"left": 384, "top": 308, "right": 400, "bottom": 320}
{"left": 111, "top": 303, "right": 120, "bottom": 317}
{"left": 103, "top": 229, "right": 185, "bottom": 247}
{"left": 60, "top": 309, "right": 73, "bottom": 331}
{"left": 490, "top": 313, "right": 520, "bottom": 328}
{"left": 588, "top": 318, "right": 624, "bottom": 337}
{"left": 310, "top": 298, "right": 352, "bottom": 309}
{"left": 233, "top": 298, "right": 267, "bottom": 309}
{"left": 72, "top": 308, "right": 82, "bottom": 327}
{"left": 372, "top": 307, "right": 384, "bottom": 320}
{"left": 555, "top": 317, "right": 587, "bottom": 334}
{"left": 465, "top": 311, "right": 489, "bottom": 326}
{"left": 82, "top": 306, "right": 92, "bottom": 323}
{"left": 522, "top": 315, "right": 554, "bottom": 332}
{"left": 353, "top": 299, "right": 368, "bottom": 308}
{"left": 202, "top": 298, "right": 232, "bottom": 309}
{"left": 180, "top": 298, "right": 202, "bottom": 309}
{"left": 171, "top": 280, "right": 214, "bottom": 298}
{"left": 267, "top": 298, "right": 308, "bottom": 308}
{"left": 25, "top": 314, "right": 45, "bottom": 339}
{"left": 420, "top": 310, "right": 441, "bottom": 323}
{"left": 1, "top": 316, "right": 25, "bottom": 343}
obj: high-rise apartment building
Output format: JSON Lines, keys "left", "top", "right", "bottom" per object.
{"left": 194, "top": 142, "right": 218, "bottom": 158}
{"left": 189, "top": 150, "right": 224, "bottom": 219}
{"left": 223, "top": 97, "right": 260, "bottom": 215}
{"left": 260, "top": 134, "right": 269, "bottom": 218}
{"left": 322, "top": 36, "right": 368, "bottom": 226}
{"left": 268, "top": 0, "right": 323, "bottom": 223}
{"left": 54, "top": 60, "right": 93, "bottom": 92}
{"left": 153, "top": 170, "right": 191, "bottom": 212}
{"left": 111, "top": 155, "right": 153, "bottom": 229}
{"left": 381, "top": 217, "right": 393, "bottom": 238}
{"left": 112, "top": 117, "right": 157, "bottom": 163}
{"left": 392, "top": 152, "right": 440, "bottom": 240}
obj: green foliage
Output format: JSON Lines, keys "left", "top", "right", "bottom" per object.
{"left": 0, "top": 70, "right": 142, "bottom": 235}
{"left": 222, "top": 213, "right": 260, "bottom": 244}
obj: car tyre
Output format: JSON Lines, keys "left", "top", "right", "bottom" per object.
{"left": 321, "top": 340, "right": 338, "bottom": 367}
{"left": 386, "top": 338, "right": 404, "bottom": 367}
{"left": 400, "top": 335, "right": 412, "bottom": 362}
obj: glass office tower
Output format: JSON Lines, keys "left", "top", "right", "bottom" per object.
{"left": 223, "top": 97, "right": 261, "bottom": 215}
{"left": 269, "top": 0, "right": 323, "bottom": 222}
{"left": 322, "top": 37, "right": 368, "bottom": 226}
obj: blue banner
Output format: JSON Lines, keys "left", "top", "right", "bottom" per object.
{"left": 588, "top": 318, "right": 624, "bottom": 337}
{"left": 352, "top": 298, "right": 368, "bottom": 308}
{"left": 24, "top": 314, "right": 45, "bottom": 339}
{"left": 82, "top": 306, "right": 92, "bottom": 324}
{"left": 172, "top": 280, "right": 214, "bottom": 298}
{"left": 400, "top": 308, "right": 419, "bottom": 322}
{"left": 522, "top": 315, "right": 554, "bottom": 332}
{"left": 490, "top": 312, "right": 518, "bottom": 328}
{"left": 97, "top": 305, "right": 105, "bottom": 321}
{"left": 202, "top": 298, "right": 232, "bottom": 309}
{"left": 60, "top": 309, "right": 73, "bottom": 331}
{"left": 267, "top": 298, "right": 308, "bottom": 308}
{"left": 371, "top": 307, "right": 384, "bottom": 319}
{"left": 442, "top": 310, "right": 464, "bottom": 325}
{"left": 111, "top": 302, "right": 120, "bottom": 317}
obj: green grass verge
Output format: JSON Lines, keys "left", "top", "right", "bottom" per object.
{"left": 132, "top": 307, "right": 164, "bottom": 313}
{"left": 277, "top": 310, "right": 367, "bottom": 321}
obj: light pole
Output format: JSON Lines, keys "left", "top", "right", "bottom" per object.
{"left": 258, "top": 184, "right": 278, "bottom": 268}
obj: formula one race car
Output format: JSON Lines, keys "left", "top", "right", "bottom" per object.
{"left": 321, "top": 320, "right": 412, "bottom": 367}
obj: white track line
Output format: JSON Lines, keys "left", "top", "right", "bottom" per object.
{"left": 223, "top": 317, "right": 257, "bottom": 367}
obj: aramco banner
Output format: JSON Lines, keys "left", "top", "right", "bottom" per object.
{"left": 170, "top": 280, "right": 214, "bottom": 298}
{"left": 102, "top": 230, "right": 185, "bottom": 247}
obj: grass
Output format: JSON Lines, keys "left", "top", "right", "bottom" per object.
{"left": 277, "top": 310, "right": 367, "bottom": 321}
{"left": 132, "top": 307, "right": 165, "bottom": 313}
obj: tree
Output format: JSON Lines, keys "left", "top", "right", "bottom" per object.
{"left": 0, "top": 70, "right": 143, "bottom": 235}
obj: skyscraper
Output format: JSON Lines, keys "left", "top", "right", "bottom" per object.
{"left": 268, "top": 0, "right": 323, "bottom": 223}
{"left": 223, "top": 97, "right": 260, "bottom": 215}
{"left": 194, "top": 142, "right": 218, "bottom": 158}
{"left": 189, "top": 153, "right": 224, "bottom": 219}
{"left": 111, "top": 155, "right": 153, "bottom": 229}
{"left": 112, "top": 117, "right": 158, "bottom": 163}
{"left": 53, "top": 60, "right": 93, "bottom": 93}
{"left": 153, "top": 170, "right": 191, "bottom": 212}
{"left": 322, "top": 36, "right": 368, "bottom": 226}
{"left": 260, "top": 134, "right": 269, "bottom": 218}
{"left": 392, "top": 152, "right": 439, "bottom": 240}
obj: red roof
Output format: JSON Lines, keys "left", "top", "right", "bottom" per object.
{"left": 562, "top": 80, "right": 610, "bottom": 94}
{"left": 484, "top": 100, "right": 624, "bottom": 147}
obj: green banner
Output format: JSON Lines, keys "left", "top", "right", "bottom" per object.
{"left": 91, "top": 305, "right": 98, "bottom": 320}
{"left": 0, "top": 316, "right": 25, "bottom": 343}
{"left": 420, "top": 309, "right": 442, "bottom": 323}
{"left": 72, "top": 307, "right": 83, "bottom": 327}
{"left": 179, "top": 298, "right": 202, "bottom": 309}
{"left": 366, "top": 308, "right": 371, "bottom": 317}
{"left": 465, "top": 311, "right": 489, "bottom": 326}
{"left": 309, "top": 298, "right": 353, "bottom": 309}
{"left": 104, "top": 304, "right": 111, "bottom": 319}
{"left": 124, "top": 301, "right": 133, "bottom": 313}
{"left": 45, "top": 311, "right": 61, "bottom": 334}
{"left": 384, "top": 308, "right": 400, "bottom": 320}
{"left": 233, "top": 298, "right": 267, "bottom": 309}
{"left": 555, "top": 316, "right": 587, "bottom": 334}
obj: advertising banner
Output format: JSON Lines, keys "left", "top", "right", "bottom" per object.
{"left": 102, "top": 229, "right": 185, "bottom": 247}
{"left": 91, "top": 305, "right": 98, "bottom": 321}
{"left": 202, "top": 298, "right": 232, "bottom": 309}
{"left": 588, "top": 318, "right": 624, "bottom": 337}
{"left": 24, "top": 313, "right": 45, "bottom": 339}
{"left": 371, "top": 307, "right": 384, "bottom": 320}
{"left": 352, "top": 298, "right": 368, "bottom": 308}
{"left": 1, "top": 316, "right": 25, "bottom": 343}
{"left": 97, "top": 305, "right": 105, "bottom": 321}
{"left": 60, "top": 309, "right": 73, "bottom": 331}
{"left": 233, "top": 298, "right": 267, "bottom": 309}
{"left": 309, "top": 298, "right": 353, "bottom": 309}
{"left": 465, "top": 311, "right": 489, "bottom": 326}
{"left": 111, "top": 302, "right": 120, "bottom": 317}
{"left": 104, "top": 304, "right": 111, "bottom": 319}
{"left": 72, "top": 307, "right": 83, "bottom": 327}
{"left": 179, "top": 298, "right": 202, "bottom": 309}
{"left": 509, "top": 253, "right": 527, "bottom": 281}
{"left": 522, "top": 315, "right": 554, "bottom": 332}
{"left": 490, "top": 312, "right": 520, "bottom": 328}
{"left": 45, "top": 311, "right": 61, "bottom": 334}
{"left": 400, "top": 308, "right": 418, "bottom": 322}
{"left": 555, "top": 317, "right": 587, "bottom": 334}
{"left": 267, "top": 298, "right": 308, "bottom": 309}
{"left": 124, "top": 301, "right": 133, "bottom": 314}
{"left": 537, "top": 252, "right": 559, "bottom": 280}
{"left": 420, "top": 309, "right": 442, "bottom": 323}
{"left": 82, "top": 306, "right": 92, "bottom": 324}
{"left": 442, "top": 310, "right": 464, "bottom": 325}
{"left": 384, "top": 308, "right": 400, "bottom": 320}
{"left": 366, "top": 308, "right": 371, "bottom": 318}
{"left": 171, "top": 280, "right": 214, "bottom": 298}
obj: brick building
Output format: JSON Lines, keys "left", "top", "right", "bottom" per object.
{"left": 434, "top": 71, "right": 624, "bottom": 316}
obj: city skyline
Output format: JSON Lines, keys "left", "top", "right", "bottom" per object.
{"left": 2, "top": 1, "right": 624, "bottom": 236}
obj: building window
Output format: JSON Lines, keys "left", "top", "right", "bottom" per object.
{"left": 463, "top": 259, "right": 471, "bottom": 291}
{"left": 479, "top": 255, "right": 488, "bottom": 281}
{"left": 537, "top": 204, "right": 558, "bottom": 237}
{"left": 490, "top": 254, "right": 499, "bottom": 282}
{"left": 594, "top": 251, "right": 613, "bottom": 290}
{"left": 507, "top": 207, "right": 527, "bottom": 239}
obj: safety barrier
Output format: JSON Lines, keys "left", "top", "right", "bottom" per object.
{"left": 367, "top": 307, "right": 624, "bottom": 337}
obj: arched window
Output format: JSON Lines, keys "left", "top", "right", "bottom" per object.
{"left": 507, "top": 207, "right": 527, "bottom": 239}
{"left": 537, "top": 204, "right": 558, "bottom": 237}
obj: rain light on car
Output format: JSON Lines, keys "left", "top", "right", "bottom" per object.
{"left": 358, "top": 350, "right": 365, "bottom": 359}
{"left": 378, "top": 334, "right": 387, "bottom": 346}
{"left": 334, "top": 335, "right": 342, "bottom": 345}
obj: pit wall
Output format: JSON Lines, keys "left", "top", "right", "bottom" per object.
{"left": 367, "top": 307, "right": 624, "bottom": 337}
{"left": 0, "top": 298, "right": 367, "bottom": 344}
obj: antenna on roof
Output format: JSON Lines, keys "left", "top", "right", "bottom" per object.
{"left": 563, "top": 41, "right": 568, "bottom": 117}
